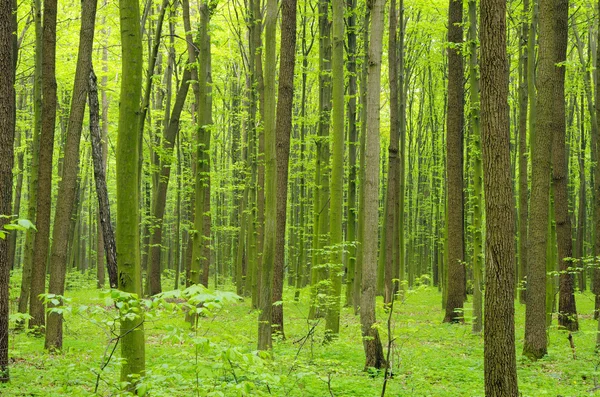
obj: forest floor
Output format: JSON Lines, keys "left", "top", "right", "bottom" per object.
{"left": 3, "top": 272, "right": 600, "bottom": 397}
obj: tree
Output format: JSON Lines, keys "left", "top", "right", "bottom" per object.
{"left": 29, "top": 0, "right": 59, "bottom": 332}
{"left": 443, "top": 0, "right": 465, "bottom": 324}
{"left": 17, "top": 0, "right": 42, "bottom": 324}
{"left": 552, "top": 0, "right": 577, "bottom": 331}
{"left": 360, "top": 0, "right": 386, "bottom": 370}
{"left": 45, "top": 0, "right": 97, "bottom": 351}
{"left": 190, "top": 2, "right": 212, "bottom": 291}
{"left": 325, "top": 0, "right": 344, "bottom": 337}
{"left": 0, "top": 0, "right": 16, "bottom": 380}
{"left": 480, "top": 0, "right": 519, "bottom": 393}
{"left": 272, "top": 0, "right": 298, "bottom": 338}
{"left": 383, "top": 0, "right": 400, "bottom": 306}
{"left": 523, "top": 0, "right": 557, "bottom": 360}
{"left": 258, "top": 0, "right": 277, "bottom": 351}
{"left": 116, "top": 0, "right": 145, "bottom": 383}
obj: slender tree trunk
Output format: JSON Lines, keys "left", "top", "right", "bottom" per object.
{"left": 0, "top": 0, "right": 15, "bottom": 379}
{"left": 480, "top": 0, "right": 519, "bottom": 393}
{"left": 116, "top": 0, "right": 145, "bottom": 383}
{"left": 325, "top": 0, "right": 344, "bottom": 338}
{"left": 45, "top": 0, "right": 97, "bottom": 351}
{"left": 468, "top": 0, "right": 483, "bottom": 334}
{"left": 443, "top": 0, "right": 465, "bottom": 324}
{"left": 518, "top": 0, "right": 530, "bottom": 305}
{"left": 88, "top": 71, "right": 117, "bottom": 289}
{"left": 8, "top": 117, "right": 24, "bottom": 270}
{"left": 309, "top": 0, "right": 332, "bottom": 320}
{"left": 354, "top": 8, "right": 369, "bottom": 315}
{"left": 345, "top": 0, "right": 358, "bottom": 308}
{"left": 29, "top": 0, "right": 59, "bottom": 332}
{"left": 360, "top": 0, "right": 386, "bottom": 370}
{"left": 383, "top": 0, "right": 399, "bottom": 306}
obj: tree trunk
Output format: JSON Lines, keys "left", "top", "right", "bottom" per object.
{"left": 325, "top": 0, "right": 344, "bottom": 338}
{"left": 272, "top": 0, "right": 297, "bottom": 340}
{"left": 360, "top": 0, "right": 386, "bottom": 370}
{"left": 517, "top": 0, "right": 530, "bottom": 305}
{"left": 480, "top": 0, "right": 519, "bottom": 393}
{"left": 29, "top": 0, "right": 59, "bottom": 332}
{"left": 523, "top": 0, "right": 556, "bottom": 360}
{"left": 467, "top": 0, "right": 483, "bottom": 334}
{"left": 443, "top": 0, "right": 465, "bottom": 324}
{"left": 0, "top": 0, "right": 15, "bottom": 379}
{"left": 552, "top": 0, "right": 577, "bottom": 331}
{"left": 258, "top": 0, "right": 277, "bottom": 351}
{"left": 45, "top": 0, "right": 97, "bottom": 351}
{"left": 345, "top": 0, "right": 358, "bottom": 308}
{"left": 383, "top": 0, "right": 399, "bottom": 306}
{"left": 116, "top": 0, "right": 145, "bottom": 383}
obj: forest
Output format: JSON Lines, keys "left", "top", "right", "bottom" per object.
{"left": 0, "top": 0, "right": 597, "bottom": 394}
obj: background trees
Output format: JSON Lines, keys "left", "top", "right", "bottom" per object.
{"left": 7, "top": 0, "right": 600, "bottom": 391}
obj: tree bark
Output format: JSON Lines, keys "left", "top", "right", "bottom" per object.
{"left": 480, "top": 0, "right": 519, "bottom": 392}
{"left": 360, "top": 0, "right": 386, "bottom": 370}
{"left": 45, "top": 0, "right": 97, "bottom": 351}
{"left": 325, "top": 0, "right": 344, "bottom": 338}
{"left": 272, "top": 0, "right": 297, "bottom": 340}
{"left": 443, "top": 0, "right": 465, "bottom": 324}
{"left": 552, "top": 0, "right": 577, "bottom": 331}
{"left": 0, "top": 0, "right": 15, "bottom": 379}
{"left": 116, "top": 0, "right": 145, "bottom": 383}
{"left": 29, "top": 0, "right": 59, "bottom": 332}
{"left": 523, "top": 0, "right": 557, "bottom": 360}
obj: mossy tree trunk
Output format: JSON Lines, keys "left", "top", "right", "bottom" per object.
{"left": 116, "top": 0, "right": 145, "bottom": 383}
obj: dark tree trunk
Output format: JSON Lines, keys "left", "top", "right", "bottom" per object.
{"left": 88, "top": 71, "right": 118, "bottom": 289}
{"left": 443, "top": 0, "right": 465, "bottom": 324}
{"left": 29, "top": 0, "right": 59, "bottom": 331}
{"left": 272, "top": 0, "right": 297, "bottom": 339}
{"left": 0, "top": 0, "right": 16, "bottom": 379}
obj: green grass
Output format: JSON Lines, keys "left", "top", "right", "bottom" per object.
{"left": 3, "top": 274, "right": 600, "bottom": 396}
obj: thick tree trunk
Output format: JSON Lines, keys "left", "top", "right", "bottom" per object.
{"left": 258, "top": 0, "right": 277, "bottom": 351}
{"left": 360, "top": 0, "right": 386, "bottom": 370}
{"left": 523, "top": 0, "right": 557, "bottom": 360}
{"left": 0, "top": 0, "right": 16, "bottom": 379}
{"left": 29, "top": 0, "right": 59, "bottom": 332}
{"left": 116, "top": 0, "right": 145, "bottom": 383}
{"left": 443, "top": 0, "right": 465, "bottom": 324}
{"left": 552, "top": 0, "right": 577, "bottom": 331}
{"left": 480, "top": 0, "right": 519, "bottom": 393}
{"left": 272, "top": 0, "right": 297, "bottom": 339}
